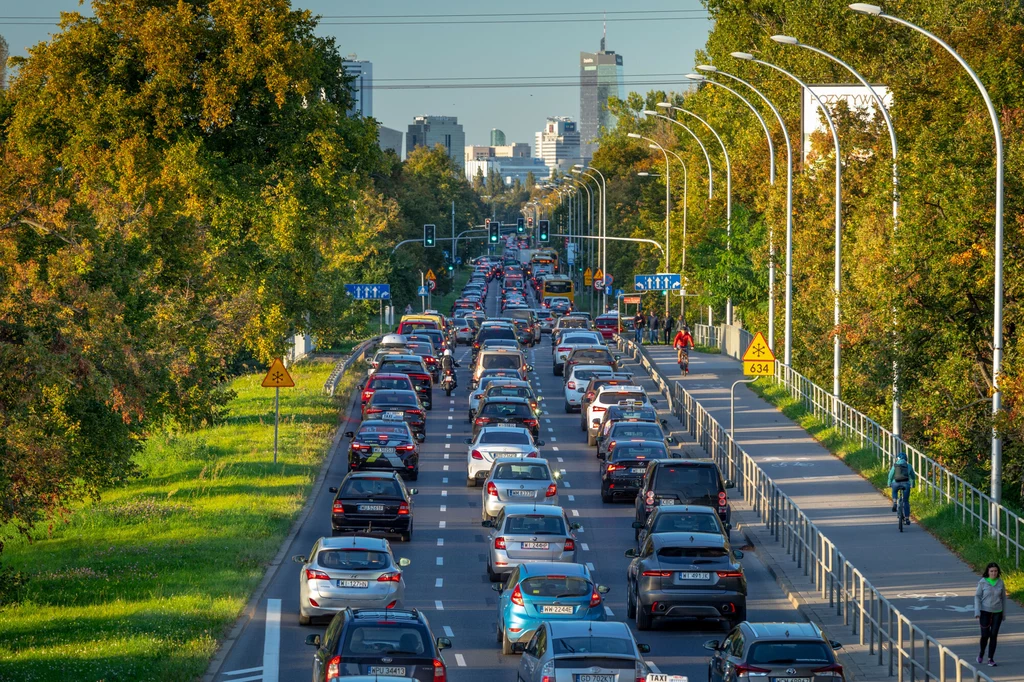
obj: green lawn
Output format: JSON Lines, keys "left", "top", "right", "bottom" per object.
{"left": 0, "top": 358, "right": 358, "bottom": 681}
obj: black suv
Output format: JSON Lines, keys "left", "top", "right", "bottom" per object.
{"left": 305, "top": 607, "right": 452, "bottom": 682}
{"left": 329, "top": 471, "right": 417, "bottom": 541}
{"left": 634, "top": 459, "right": 734, "bottom": 537}
{"left": 345, "top": 419, "right": 420, "bottom": 479}
{"left": 595, "top": 404, "right": 673, "bottom": 459}
{"left": 473, "top": 396, "right": 540, "bottom": 441}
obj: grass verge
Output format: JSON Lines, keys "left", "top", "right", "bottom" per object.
{"left": 694, "top": 343, "right": 721, "bottom": 354}
{"left": 749, "top": 377, "right": 1023, "bottom": 606}
{"left": 0, "top": 358, "right": 347, "bottom": 682}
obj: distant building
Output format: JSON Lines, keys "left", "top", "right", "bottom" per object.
{"left": 466, "top": 156, "right": 550, "bottom": 187}
{"left": 534, "top": 117, "right": 582, "bottom": 172}
{"left": 490, "top": 128, "right": 507, "bottom": 146}
{"left": 342, "top": 56, "right": 373, "bottom": 117}
{"left": 407, "top": 116, "right": 466, "bottom": 167}
{"left": 464, "top": 142, "right": 532, "bottom": 165}
{"left": 378, "top": 126, "right": 403, "bottom": 156}
{"left": 579, "top": 29, "right": 624, "bottom": 161}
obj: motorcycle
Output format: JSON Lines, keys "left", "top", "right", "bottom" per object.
{"left": 441, "top": 368, "right": 458, "bottom": 396}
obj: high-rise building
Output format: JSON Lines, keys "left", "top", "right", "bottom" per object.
{"left": 534, "top": 117, "right": 581, "bottom": 172}
{"left": 378, "top": 126, "right": 403, "bottom": 156}
{"left": 342, "top": 55, "right": 373, "bottom": 117}
{"left": 579, "top": 28, "right": 624, "bottom": 161}
{"left": 406, "top": 116, "right": 466, "bottom": 167}
{"left": 490, "top": 129, "right": 506, "bottom": 146}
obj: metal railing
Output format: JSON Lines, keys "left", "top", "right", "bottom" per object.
{"left": 692, "top": 323, "right": 719, "bottom": 349}
{"left": 614, "top": 334, "right": 993, "bottom": 682}
{"left": 323, "top": 337, "right": 380, "bottom": 396}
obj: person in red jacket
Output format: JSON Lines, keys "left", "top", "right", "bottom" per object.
{"left": 673, "top": 326, "right": 694, "bottom": 373}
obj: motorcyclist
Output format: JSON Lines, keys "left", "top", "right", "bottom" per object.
{"left": 673, "top": 325, "right": 694, "bottom": 367}
{"left": 887, "top": 452, "right": 916, "bottom": 523}
{"left": 440, "top": 349, "right": 457, "bottom": 387}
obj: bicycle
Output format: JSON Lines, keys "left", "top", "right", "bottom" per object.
{"left": 676, "top": 346, "right": 690, "bottom": 375}
{"left": 896, "top": 486, "right": 908, "bottom": 532}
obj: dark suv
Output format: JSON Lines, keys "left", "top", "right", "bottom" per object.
{"left": 634, "top": 459, "right": 734, "bottom": 537}
{"left": 705, "top": 621, "right": 845, "bottom": 682}
{"left": 305, "top": 607, "right": 452, "bottom": 682}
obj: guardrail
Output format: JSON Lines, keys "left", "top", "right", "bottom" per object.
{"left": 613, "top": 334, "right": 992, "bottom": 682}
{"left": 323, "top": 337, "right": 380, "bottom": 397}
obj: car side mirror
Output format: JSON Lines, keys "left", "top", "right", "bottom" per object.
{"left": 703, "top": 639, "right": 720, "bottom": 651}
{"left": 666, "top": 436, "right": 677, "bottom": 444}
{"left": 409, "top": 488, "right": 418, "bottom": 495}
{"left": 481, "top": 520, "right": 493, "bottom": 528}
{"left": 725, "top": 480, "right": 736, "bottom": 489}
{"left": 464, "top": 438, "right": 473, "bottom": 444}
{"left": 733, "top": 550, "right": 744, "bottom": 560}
{"left": 344, "top": 431, "right": 355, "bottom": 439}
{"left": 491, "top": 583, "right": 503, "bottom": 592}
{"left": 631, "top": 521, "right": 643, "bottom": 529}
{"left": 328, "top": 487, "right": 338, "bottom": 493}
{"left": 597, "top": 585, "right": 610, "bottom": 594}
{"left": 637, "top": 643, "right": 651, "bottom": 654}
{"left": 650, "top": 398, "right": 659, "bottom": 404}
{"left": 436, "top": 636, "right": 452, "bottom": 650}
{"left": 726, "top": 522, "right": 733, "bottom": 530}
{"left": 624, "top": 549, "right": 636, "bottom": 558}
{"left": 831, "top": 640, "right": 844, "bottom": 650}
{"left": 511, "top": 642, "right": 527, "bottom": 654}
{"left": 398, "top": 557, "right": 412, "bottom": 567}
{"left": 570, "top": 522, "right": 582, "bottom": 530}
{"left": 536, "top": 440, "right": 546, "bottom": 446}
{"left": 291, "top": 555, "right": 307, "bottom": 563}
{"left": 614, "top": 355, "right": 621, "bottom": 360}
{"left": 527, "top": 365, "right": 534, "bottom": 371}
{"left": 305, "top": 634, "right": 321, "bottom": 647}
{"left": 660, "top": 419, "right": 669, "bottom": 427}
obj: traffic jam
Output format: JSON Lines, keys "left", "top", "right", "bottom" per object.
{"left": 292, "top": 233, "right": 845, "bottom": 682}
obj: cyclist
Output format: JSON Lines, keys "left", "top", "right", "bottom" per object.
{"left": 672, "top": 325, "right": 695, "bottom": 373}
{"left": 887, "top": 452, "right": 916, "bottom": 523}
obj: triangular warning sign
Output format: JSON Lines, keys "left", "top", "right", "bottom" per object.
{"left": 425, "top": 269, "right": 436, "bottom": 281}
{"left": 741, "top": 332, "right": 776, "bottom": 363}
{"left": 593, "top": 268, "right": 604, "bottom": 281}
{"left": 261, "top": 358, "right": 295, "bottom": 388}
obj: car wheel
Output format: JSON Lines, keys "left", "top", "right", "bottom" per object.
{"left": 400, "top": 526, "right": 412, "bottom": 542}
{"left": 299, "top": 611, "right": 311, "bottom": 626}
{"left": 635, "top": 593, "right": 653, "bottom": 631}
{"left": 496, "top": 622, "right": 503, "bottom": 644}
{"left": 467, "top": 477, "right": 477, "bottom": 488}
{"left": 564, "top": 401, "right": 573, "bottom": 414}
{"left": 626, "top": 583, "right": 637, "bottom": 619}
{"left": 487, "top": 562, "right": 502, "bottom": 583}
{"left": 408, "top": 469, "right": 419, "bottom": 481}
{"left": 600, "top": 488, "right": 613, "bottom": 504}
{"left": 502, "top": 629, "right": 515, "bottom": 655}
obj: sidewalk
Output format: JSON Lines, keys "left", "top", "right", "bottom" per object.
{"left": 637, "top": 342, "right": 1022, "bottom": 680}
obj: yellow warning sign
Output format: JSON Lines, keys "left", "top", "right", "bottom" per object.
{"left": 425, "top": 269, "right": 437, "bottom": 281}
{"left": 583, "top": 267, "right": 593, "bottom": 286}
{"left": 261, "top": 358, "right": 295, "bottom": 388}
{"left": 742, "top": 332, "right": 776, "bottom": 376}
{"left": 593, "top": 268, "right": 604, "bottom": 282}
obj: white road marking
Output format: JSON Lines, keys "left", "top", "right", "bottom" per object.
{"left": 572, "top": 509, "right": 580, "bottom": 517}
{"left": 604, "top": 606, "right": 614, "bottom": 616}
{"left": 455, "top": 654, "right": 467, "bottom": 667}
{"left": 557, "top": 457, "right": 564, "bottom": 462}
{"left": 545, "top": 418, "right": 551, "bottom": 423}
{"left": 449, "top": 407, "right": 454, "bottom": 412}
{"left": 446, "top": 434, "right": 451, "bottom": 439}
{"left": 436, "top": 556, "right": 444, "bottom": 566}
{"left": 442, "top": 477, "right": 448, "bottom": 483}
{"left": 436, "top": 578, "right": 444, "bottom": 587}
{"left": 262, "top": 599, "right": 281, "bottom": 682}
{"left": 445, "top": 444, "right": 450, "bottom": 449}
{"left": 444, "top": 454, "right": 449, "bottom": 459}
{"left": 560, "top": 469, "right": 567, "bottom": 474}
{"left": 586, "top": 562, "right": 595, "bottom": 570}
{"left": 553, "top": 447, "right": 559, "bottom": 451}
{"left": 543, "top": 411, "right": 550, "bottom": 415}
{"left": 564, "top": 481, "right": 571, "bottom": 488}
{"left": 448, "top": 416, "right": 453, "bottom": 420}
{"left": 646, "top": 661, "right": 662, "bottom": 673}
{"left": 450, "top": 399, "right": 455, "bottom": 404}
{"left": 441, "top": 490, "right": 448, "bottom": 497}
{"left": 439, "top": 521, "right": 446, "bottom": 528}
{"left": 440, "top": 505, "right": 446, "bottom": 512}
{"left": 443, "top": 465, "right": 449, "bottom": 471}
{"left": 222, "top": 668, "right": 263, "bottom": 678}
{"left": 435, "top": 600, "right": 444, "bottom": 610}
{"left": 547, "top": 428, "right": 554, "bottom": 432}
{"left": 550, "top": 437, "right": 557, "bottom": 442}
{"left": 568, "top": 495, "right": 575, "bottom": 501}
{"left": 444, "top": 626, "right": 454, "bottom": 637}
{"left": 447, "top": 425, "right": 453, "bottom": 430}
{"left": 437, "top": 538, "right": 444, "bottom": 546}
{"left": 581, "top": 543, "right": 590, "bottom": 551}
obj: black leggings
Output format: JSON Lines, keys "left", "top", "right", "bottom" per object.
{"left": 979, "top": 610, "right": 1003, "bottom": 659}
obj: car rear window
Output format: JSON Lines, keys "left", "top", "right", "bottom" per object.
{"left": 564, "top": 335, "right": 600, "bottom": 345}
{"left": 358, "top": 425, "right": 407, "bottom": 436}
{"left": 492, "top": 463, "right": 550, "bottom": 480}
{"left": 552, "top": 643, "right": 635, "bottom": 659}
{"left": 487, "top": 387, "right": 532, "bottom": 399}
{"left": 483, "top": 354, "right": 522, "bottom": 369}
{"left": 340, "top": 477, "right": 403, "bottom": 498}
{"left": 596, "top": 316, "right": 618, "bottom": 325}
{"left": 342, "top": 625, "right": 427, "bottom": 656}
{"left": 381, "top": 361, "right": 425, "bottom": 374}
{"left": 597, "top": 391, "right": 647, "bottom": 406}
{"left": 479, "top": 430, "right": 531, "bottom": 445}
{"left": 481, "top": 402, "right": 532, "bottom": 418}
{"left": 317, "top": 549, "right": 390, "bottom": 570}
{"left": 656, "top": 546, "right": 729, "bottom": 560}
{"left": 572, "top": 368, "right": 614, "bottom": 382}
{"left": 611, "top": 444, "right": 666, "bottom": 460}
{"left": 504, "top": 514, "right": 566, "bottom": 535}
{"left": 655, "top": 466, "right": 721, "bottom": 495}
{"left": 370, "top": 378, "right": 412, "bottom": 390}
{"left": 748, "top": 642, "right": 831, "bottom": 665}
{"left": 519, "top": 576, "right": 589, "bottom": 597}
{"left": 611, "top": 424, "right": 663, "bottom": 441}
{"left": 478, "top": 328, "right": 517, "bottom": 342}
{"left": 558, "top": 318, "right": 587, "bottom": 328}
{"left": 572, "top": 349, "right": 612, "bottom": 362}
{"left": 652, "top": 514, "right": 722, "bottom": 535}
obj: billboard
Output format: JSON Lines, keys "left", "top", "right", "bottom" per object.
{"left": 801, "top": 84, "right": 892, "bottom": 163}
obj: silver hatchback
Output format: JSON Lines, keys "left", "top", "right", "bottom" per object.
{"left": 292, "top": 535, "right": 410, "bottom": 625}
{"left": 482, "top": 504, "right": 580, "bottom": 582}
{"left": 482, "top": 458, "right": 560, "bottom": 521}
{"left": 514, "top": 620, "right": 651, "bottom": 682}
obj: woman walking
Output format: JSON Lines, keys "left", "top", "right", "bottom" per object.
{"left": 975, "top": 562, "right": 1007, "bottom": 666}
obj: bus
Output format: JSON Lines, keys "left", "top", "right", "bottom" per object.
{"left": 530, "top": 248, "right": 559, "bottom": 275}
{"left": 541, "top": 275, "right": 575, "bottom": 304}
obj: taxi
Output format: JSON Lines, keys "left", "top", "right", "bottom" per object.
{"left": 344, "top": 417, "right": 420, "bottom": 480}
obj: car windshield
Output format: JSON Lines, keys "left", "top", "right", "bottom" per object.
{"left": 479, "top": 430, "right": 531, "bottom": 445}
{"left": 339, "top": 477, "right": 404, "bottom": 498}
{"left": 504, "top": 514, "right": 566, "bottom": 535}
{"left": 343, "top": 625, "right": 427, "bottom": 656}
{"left": 481, "top": 402, "right": 532, "bottom": 418}
{"left": 611, "top": 425, "right": 663, "bottom": 440}
{"left": 748, "top": 642, "right": 831, "bottom": 665}
{"left": 370, "top": 378, "right": 411, "bottom": 391}
{"left": 551, "top": 638, "right": 635, "bottom": 656}
{"left": 406, "top": 343, "right": 433, "bottom": 355}
{"left": 652, "top": 514, "right": 722, "bottom": 535}
{"left": 612, "top": 444, "right": 666, "bottom": 460}
{"left": 370, "top": 392, "right": 418, "bottom": 407}
{"left": 559, "top": 319, "right": 587, "bottom": 328}
{"left": 492, "top": 463, "right": 549, "bottom": 480}
{"left": 519, "top": 576, "right": 589, "bottom": 598}
{"left": 656, "top": 466, "right": 720, "bottom": 496}
{"left": 382, "top": 361, "right": 424, "bottom": 374}
{"left": 483, "top": 355, "right": 521, "bottom": 370}
{"left": 656, "top": 546, "right": 729, "bottom": 560}
{"left": 317, "top": 549, "right": 390, "bottom": 570}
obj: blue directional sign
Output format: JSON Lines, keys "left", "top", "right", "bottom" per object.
{"left": 634, "top": 273, "right": 682, "bottom": 291}
{"left": 417, "top": 285, "right": 430, "bottom": 296}
{"left": 615, "top": 288, "right": 624, "bottom": 299}
{"left": 345, "top": 284, "right": 391, "bottom": 300}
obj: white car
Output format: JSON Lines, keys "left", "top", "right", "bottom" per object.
{"left": 465, "top": 426, "right": 543, "bottom": 486}
{"left": 552, "top": 330, "right": 605, "bottom": 376}
{"left": 586, "top": 385, "right": 651, "bottom": 445}
{"left": 563, "top": 364, "right": 615, "bottom": 413}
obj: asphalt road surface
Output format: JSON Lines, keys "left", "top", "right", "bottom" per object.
{"left": 213, "top": 277, "right": 803, "bottom": 682}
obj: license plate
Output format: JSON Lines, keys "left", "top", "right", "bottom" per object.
{"left": 630, "top": 467, "right": 647, "bottom": 474}
{"left": 384, "top": 411, "right": 405, "bottom": 420}
{"left": 337, "top": 580, "right": 368, "bottom": 588}
{"left": 508, "top": 489, "right": 534, "bottom": 497}
{"left": 522, "top": 542, "right": 549, "bottom": 550}
{"left": 773, "top": 678, "right": 810, "bottom": 682}
{"left": 369, "top": 667, "right": 407, "bottom": 676}
{"left": 576, "top": 675, "right": 615, "bottom": 682}
{"left": 677, "top": 571, "right": 711, "bottom": 580}
{"left": 358, "top": 504, "right": 385, "bottom": 512}
{"left": 372, "top": 447, "right": 397, "bottom": 454}
{"left": 659, "top": 498, "right": 677, "bottom": 505}
{"left": 541, "top": 605, "right": 574, "bottom": 614}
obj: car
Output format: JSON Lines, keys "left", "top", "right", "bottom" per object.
{"left": 594, "top": 313, "right": 621, "bottom": 340}
{"left": 506, "top": 309, "right": 540, "bottom": 343}
{"left": 329, "top": 471, "right": 418, "bottom": 541}
{"left": 578, "top": 374, "right": 637, "bottom": 430}
{"left": 535, "top": 308, "right": 557, "bottom": 334}
{"left": 404, "top": 340, "right": 440, "bottom": 382}
{"left": 479, "top": 337, "right": 522, "bottom": 353}
{"left": 465, "top": 425, "right": 543, "bottom": 486}
{"left": 596, "top": 405, "right": 675, "bottom": 459}
{"left": 633, "top": 504, "right": 730, "bottom": 550}
{"left": 551, "top": 316, "right": 591, "bottom": 341}
{"left": 600, "top": 440, "right": 672, "bottom": 503}
{"left": 481, "top": 458, "right": 559, "bottom": 521}
{"left": 512, "top": 621, "right": 651, "bottom": 681}
{"left": 633, "top": 459, "right": 735, "bottom": 535}
{"left": 361, "top": 373, "right": 416, "bottom": 415}
{"left": 586, "top": 386, "right": 652, "bottom": 445}
{"left": 374, "top": 355, "right": 433, "bottom": 409}
{"left": 472, "top": 323, "right": 519, "bottom": 360}
{"left": 473, "top": 380, "right": 539, "bottom": 417}
{"left": 482, "top": 505, "right": 581, "bottom": 582}
{"left": 293, "top": 535, "right": 410, "bottom": 625}
{"left": 474, "top": 396, "right": 541, "bottom": 441}
{"left": 345, "top": 419, "right": 420, "bottom": 479}
{"left": 551, "top": 332, "right": 605, "bottom": 376}
{"left": 468, "top": 375, "right": 527, "bottom": 418}
{"left": 492, "top": 562, "right": 608, "bottom": 654}
{"left": 562, "top": 364, "right": 615, "bottom": 413}
{"left": 363, "top": 390, "right": 426, "bottom": 442}
{"left": 705, "top": 621, "right": 846, "bottom": 682}
{"left": 564, "top": 344, "right": 619, "bottom": 376}
{"left": 304, "top": 607, "right": 452, "bottom": 682}
{"left": 453, "top": 318, "right": 475, "bottom": 344}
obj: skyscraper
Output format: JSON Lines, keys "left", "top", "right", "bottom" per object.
{"left": 406, "top": 116, "right": 466, "bottom": 167}
{"left": 579, "top": 27, "right": 624, "bottom": 161}
{"left": 534, "top": 117, "right": 581, "bottom": 172}
{"left": 342, "top": 55, "right": 373, "bottom": 117}
{"left": 490, "top": 129, "right": 506, "bottom": 146}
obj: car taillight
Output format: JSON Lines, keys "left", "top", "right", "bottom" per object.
{"left": 407, "top": 409, "right": 423, "bottom": 417}
{"left": 545, "top": 484, "right": 557, "bottom": 497}
{"left": 608, "top": 442, "right": 616, "bottom": 452}
{"left": 645, "top": 491, "right": 655, "bottom": 505}
{"left": 366, "top": 408, "right": 383, "bottom": 415}
{"left": 377, "top": 572, "right": 402, "bottom": 582}
{"left": 592, "top": 406, "right": 605, "bottom": 413}
{"left": 811, "top": 664, "right": 844, "bottom": 678}
{"left": 567, "top": 381, "right": 576, "bottom": 389}
{"left": 398, "top": 444, "right": 415, "bottom": 452}
{"left": 605, "top": 464, "right": 624, "bottom": 472}
{"left": 589, "top": 589, "right": 602, "bottom": 607}
{"left": 487, "top": 482, "right": 498, "bottom": 497}
{"left": 306, "top": 568, "right": 331, "bottom": 580}
{"left": 475, "top": 417, "right": 490, "bottom": 425}
{"left": 510, "top": 584, "right": 524, "bottom": 606}
{"left": 361, "top": 390, "right": 373, "bottom": 401}
{"left": 433, "top": 658, "right": 447, "bottom": 680}
{"left": 351, "top": 442, "right": 370, "bottom": 452}
{"left": 585, "top": 392, "right": 595, "bottom": 401}
{"left": 563, "top": 538, "right": 575, "bottom": 552}
{"left": 397, "top": 501, "right": 410, "bottom": 515}
{"left": 719, "top": 491, "right": 728, "bottom": 506}
{"left": 642, "top": 570, "right": 672, "bottom": 577}
{"left": 527, "top": 451, "right": 538, "bottom": 458}
{"left": 734, "top": 663, "right": 771, "bottom": 677}
{"left": 332, "top": 502, "right": 344, "bottom": 513}
{"left": 470, "top": 449, "right": 486, "bottom": 460}
{"left": 326, "top": 655, "right": 342, "bottom": 680}
{"left": 558, "top": 347, "right": 570, "bottom": 352}
{"left": 494, "top": 536, "right": 506, "bottom": 550}
{"left": 523, "top": 418, "right": 538, "bottom": 427}
{"left": 716, "top": 570, "right": 744, "bottom": 578}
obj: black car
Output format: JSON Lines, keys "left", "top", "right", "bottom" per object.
{"left": 329, "top": 471, "right": 417, "bottom": 541}
{"left": 600, "top": 440, "right": 672, "bottom": 503}
{"left": 472, "top": 325, "right": 519, "bottom": 359}
{"left": 363, "top": 390, "right": 426, "bottom": 441}
{"left": 376, "top": 355, "right": 433, "bottom": 408}
{"left": 632, "top": 504, "right": 729, "bottom": 550}
{"left": 305, "top": 607, "right": 451, "bottom": 682}
{"left": 345, "top": 419, "right": 420, "bottom": 479}
{"left": 634, "top": 459, "right": 735, "bottom": 534}
{"left": 473, "top": 396, "right": 540, "bottom": 441}
{"left": 596, "top": 406, "right": 674, "bottom": 459}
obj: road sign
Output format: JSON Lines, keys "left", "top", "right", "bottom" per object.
{"left": 425, "top": 269, "right": 436, "bottom": 281}
{"left": 605, "top": 284, "right": 612, "bottom": 295}
{"left": 262, "top": 358, "right": 295, "bottom": 388}
{"left": 604, "top": 274, "right": 613, "bottom": 286}
{"left": 634, "top": 273, "right": 682, "bottom": 291}
{"left": 345, "top": 284, "right": 391, "bottom": 300}
{"left": 427, "top": 279, "right": 436, "bottom": 292}
{"left": 417, "top": 285, "right": 429, "bottom": 296}
{"left": 623, "top": 295, "right": 641, "bottom": 304}
{"left": 583, "top": 267, "right": 592, "bottom": 286}
{"left": 615, "top": 288, "right": 624, "bottom": 298}
{"left": 742, "top": 332, "right": 776, "bottom": 376}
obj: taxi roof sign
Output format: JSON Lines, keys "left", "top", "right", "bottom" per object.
{"left": 741, "top": 332, "right": 776, "bottom": 363}
{"left": 261, "top": 358, "right": 295, "bottom": 388}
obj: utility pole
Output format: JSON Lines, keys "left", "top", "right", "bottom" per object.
{"left": 451, "top": 200, "right": 456, "bottom": 279}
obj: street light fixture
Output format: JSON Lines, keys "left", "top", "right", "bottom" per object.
{"left": 628, "top": 134, "right": 672, "bottom": 316}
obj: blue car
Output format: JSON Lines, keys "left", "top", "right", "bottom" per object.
{"left": 491, "top": 561, "right": 610, "bottom": 655}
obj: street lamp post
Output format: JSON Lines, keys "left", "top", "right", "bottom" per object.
{"left": 574, "top": 165, "right": 608, "bottom": 310}
{"left": 628, "top": 133, "right": 672, "bottom": 315}
{"left": 574, "top": 170, "right": 602, "bottom": 313}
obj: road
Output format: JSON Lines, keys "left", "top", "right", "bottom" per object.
{"left": 213, "top": 280, "right": 805, "bottom": 682}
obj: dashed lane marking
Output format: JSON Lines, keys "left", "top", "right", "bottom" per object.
{"left": 262, "top": 599, "right": 281, "bottom": 682}
{"left": 436, "top": 557, "right": 444, "bottom": 566}
{"left": 581, "top": 543, "right": 590, "bottom": 551}
{"left": 435, "top": 600, "right": 444, "bottom": 610}
{"left": 442, "top": 477, "right": 448, "bottom": 483}
{"left": 568, "top": 495, "right": 575, "bottom": 501}
{"left": 443, "top": 465, "right": 449, "bottom": 471}
{"left": 437, "top": 538, "right": 444, "bottom": 546}
{"left": 444, "top": 626, "right": 454, "bottom": 637}
{"left": 439, "top": 521, "right": 446, "bottom": 528}
{"left": 604, "top": 606, "right": 614, "bottom": 616}
{"left": 441, "top": 490, "right": 447, "bottom": 497}
{"left": 586, "top": 562, "right": 595, "bottom": 570}
{"left": 547, "top": 428, "right": 554, "bottom": 433}
{"left": 440, "top": 505, "right": 446, "bottom": 512}
{"left": 571, "top": 509, "right": 579, "bottom": 517}
{"left": 436, "top": 578, "right": 444, "bottom": 587}
{"left": 455, "top": 654, "right": 467, "bottom": 667}
{"left": 444, "top": 454, "right": 449, "bottom": 459}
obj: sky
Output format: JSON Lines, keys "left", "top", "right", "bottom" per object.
{"left": 0, "top": 1, "right": 714, "bottom": 150}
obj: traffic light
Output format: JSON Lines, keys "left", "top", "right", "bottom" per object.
{"left": 423, "top": 224, "right": 436, "bottom": 248}
{"left": 516, "top": 217, "right": 525, "bottom": 233}
{"left": 488, "top": 221, "right": 500, "bottom": 244}
{"left": 447, "top": 263, "right": 454, "bottom": 272}
{"left": 528, "top": 217, "right": 534, "bottom": 227}
{"left": 538, "top": 220, "right": 549, "bottom": 242}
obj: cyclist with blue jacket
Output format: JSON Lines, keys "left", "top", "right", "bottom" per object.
{"left": 887, "top": 452, "right": 916, "bottom": 523}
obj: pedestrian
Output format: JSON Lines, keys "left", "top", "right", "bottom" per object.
{"left": 649, "top": 312, "right": 660, "bottom": 344}
{"left": 663, "top": 314, "right": 675, "bottom": 345}
{"left": 633, "top": 309, "right": 645, "bottom": 344}
{"left": 404, "top": 303, "right": 413, "bottom": 315}
{"left": 975, "top": 562, "right": 1007, "bottom": 667}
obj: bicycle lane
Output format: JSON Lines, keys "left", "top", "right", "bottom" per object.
{"left": 637, "top": 342, "right": 1023, "bottom": 678}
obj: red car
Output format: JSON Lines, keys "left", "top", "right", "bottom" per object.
{"left": 595, "top": 314, "right": 621, "bottom": 340}
{"left": 360, "top": 373, "right": 416, "bottom": 417}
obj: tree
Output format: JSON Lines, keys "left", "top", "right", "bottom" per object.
{"left": 473, "top": 166, "right": 485, "bottom": 191}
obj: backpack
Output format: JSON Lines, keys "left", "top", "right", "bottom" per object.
{"left": 893, "top": 461, "right": 910, "bottom": 483}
